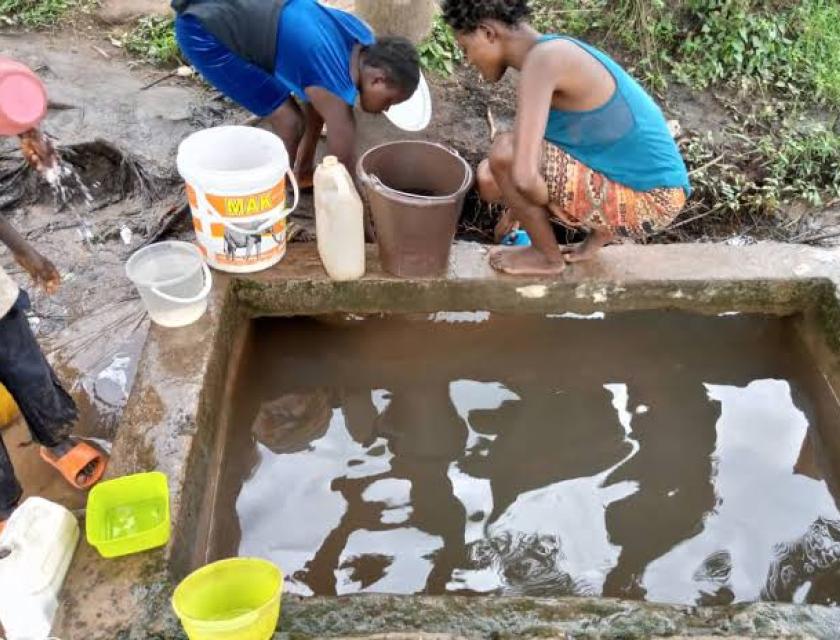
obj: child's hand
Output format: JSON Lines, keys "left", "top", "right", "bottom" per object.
{"left": 19, "top": 129, "right": 58, "bottom": 175}
{"left": 15, "top": 248, "right": 61, "bottom": 295}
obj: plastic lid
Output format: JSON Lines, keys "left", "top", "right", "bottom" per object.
{"left": 322, "top": 156, "right": 339, "bottom": 167}
{"left": 384, "top": 72, "right": 432, "bottom": 132}
{"left": 0, "top": 73, "right": 47, "bottom": 131}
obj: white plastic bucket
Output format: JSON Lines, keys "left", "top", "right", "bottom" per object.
{"left": 126, "top": 241, "right": 212, "bottom": 328}
{"left": 177, "top": 126, "right": 300, "bottom": 274}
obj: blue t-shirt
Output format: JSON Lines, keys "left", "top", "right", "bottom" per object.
{"left": 275, "top": 0, "right": 375, "bottom": 105}
{"left": 541, "top": 35, "right": 690, "bottom": 195}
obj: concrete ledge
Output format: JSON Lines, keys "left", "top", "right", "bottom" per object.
{"left": 54, "top": 242, "right": 840, "bottom": 639}
{"left": 277, "top": 595, "right": 837, "bottom": 639}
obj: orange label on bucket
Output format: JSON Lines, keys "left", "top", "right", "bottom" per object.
{"left": 210, "top": 223, "right": 226, "bottom": 239}
{"left": 186, "top": 183, "right": 198, "bottom": 209}
{"left": 215, "top": 243, "right": 285, "bottom": 266}
{"left": 207, "top": 221, "right": 283, "bottom": 240}
{"left": 206, "top": 180, "right": 286, "bottom": 218}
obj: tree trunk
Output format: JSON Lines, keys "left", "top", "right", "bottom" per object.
{"left": 355, "top": 0, "right": 438, "bottom": 45}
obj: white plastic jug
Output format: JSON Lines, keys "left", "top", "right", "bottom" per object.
{"left": 126, "top": 241, "right": 212, "bottom": 328}
{"left": 314, "top": 156, "right": 365, "bottom": 281}
{"left": 0, "top": 497, "right": 79, "bottom": 640}
{"left": 177, "top": 126, "right": 299, "bottom": 274}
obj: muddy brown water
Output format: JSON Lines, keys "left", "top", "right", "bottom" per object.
{"left": 202, "top": 311, "right": 840, "bottom": 606}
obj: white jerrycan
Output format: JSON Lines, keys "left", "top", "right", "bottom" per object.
{"left": 0, "top": 497, "right": 79, "bottom": 640}
{"left": 313, "top": 156, "right": 366, "bottom": 281}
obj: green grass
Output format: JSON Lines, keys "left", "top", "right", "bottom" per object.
{"left": 121, "top": 15, "right": 179, "bottom": 66}
{"left": 529, "top": 0, "right": 840, "bottom": 108}
{"left": 0, "top": 0, "right": 91, "bottom": 27}
{"left": 792, "top": 0, "right": 840, "bottom": 105}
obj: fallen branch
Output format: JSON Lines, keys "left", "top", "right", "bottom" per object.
{"left": 689, "top": 153, "right": 726, "bottom": 176}
{"left": 141, "top": 71, "right": 178, "bottom": 91}
{"left": 662, "top": 202, "right": 727, "bottom": 233}
{"left": 486, "top": 107, "right": 498, "bottom": 141}
{"left": 91, "top": 45, "right": 111, "bottom": 60}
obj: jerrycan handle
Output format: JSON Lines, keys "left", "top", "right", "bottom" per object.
{"left": 321, "top": 156, "right": 352, "bottom": 199}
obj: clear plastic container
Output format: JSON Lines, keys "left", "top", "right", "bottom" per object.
{"left": 0, "top": 497, "right": 79, "bottom": 640}
{"left": 126, "top": 241, "right": 212, "bottom": 328}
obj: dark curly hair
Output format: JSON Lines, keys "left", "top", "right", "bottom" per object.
{"left": 442, "top": 0, "right": 532, "bottom": 33}
{"left": 362, "top": 37, "right": 421, "bottom": 94}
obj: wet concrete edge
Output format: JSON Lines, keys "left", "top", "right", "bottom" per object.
{"left": 55, "top": 242, "right": 840, "bottom": 639}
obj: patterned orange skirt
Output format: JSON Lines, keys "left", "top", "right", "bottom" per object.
{"left": 541, "top": 140, "right": 686, "bottom": 239}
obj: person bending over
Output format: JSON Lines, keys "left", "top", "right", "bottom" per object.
{"left": 174, "top": 0, "right": 421, "bottom": 188}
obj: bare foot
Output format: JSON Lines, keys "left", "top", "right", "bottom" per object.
{"left": 489, "top": 247, "right": 566, "bottom": 276}
{"left": 561, "top": 229, "right": 614, "bottom": 263}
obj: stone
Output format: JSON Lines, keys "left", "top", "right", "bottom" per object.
{"left": 355, "top": 0, "right": 437, "bottom": 44}
{"left": 97, "top": 0, "right": 172, "bottom": 25}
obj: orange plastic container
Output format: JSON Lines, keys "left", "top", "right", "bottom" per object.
{"left": 0, "top": 57, "right": 47, "bottom": 136}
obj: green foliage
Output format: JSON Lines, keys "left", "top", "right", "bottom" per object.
{"left": 0, "top": 0, "right": 91, "bottom": 27}
{"left": 680, "top": 119, "right": 840, "bottom": 235}
{"left": 762, "top": 128, "right": 840, "bottom": 207}
{"left": 419, "top": 14, "right": 462, "bottom": 76}
{"left": 674, "top": 0, "right": 801, "bottom": 96}
{"left": 122, "top": 15, "right": 179, "bottom": 66}
{"left": 529, "top": 0, "right": 840, "bottom": 107}
{"left": 531, "top": 0, "right": 605, "bottom": 36}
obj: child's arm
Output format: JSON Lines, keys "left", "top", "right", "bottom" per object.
{"left": 0, "top": 217, "right": 61, "bottom": 294}
{"left": 510, "top": 45, "right": 566, "bottom": 206}
{"left": 294, "top": 102, "right": 326, "bottom": 188}
{"left": 306, "top": 87, "right": 357, "bottom": 173}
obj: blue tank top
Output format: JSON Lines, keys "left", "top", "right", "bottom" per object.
{"left": 540, "top": 35, "right": 690, "bottom": 195}
{"left": 275, "top": 0, "right": 374, "bottom": 106}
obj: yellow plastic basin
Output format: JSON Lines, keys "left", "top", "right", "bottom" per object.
{"left": 85, "top": 471, "right": 170, "bottom": 558}
{"left": 172, "top": 558, "right": 284, "bottom": 640}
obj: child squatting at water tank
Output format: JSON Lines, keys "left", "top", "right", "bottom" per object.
{"left": 0, "top": 58, "right": 108, "bottom": 532}
{"left": 442, "top": 0, "right": 691, "bottom": 276}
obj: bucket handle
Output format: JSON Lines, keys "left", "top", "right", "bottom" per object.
{"left": 151, "top": 261, "right": 213, "bottom": 305}
{"left": 359, "top": 144, "right": 474, "bottom": 199}
{"left": 198, "top": 169, "right": 300, "bottom": 236}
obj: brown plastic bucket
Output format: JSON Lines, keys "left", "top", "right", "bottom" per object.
{"left": 358, "top": 141, "right": 474, "bottom": 278}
